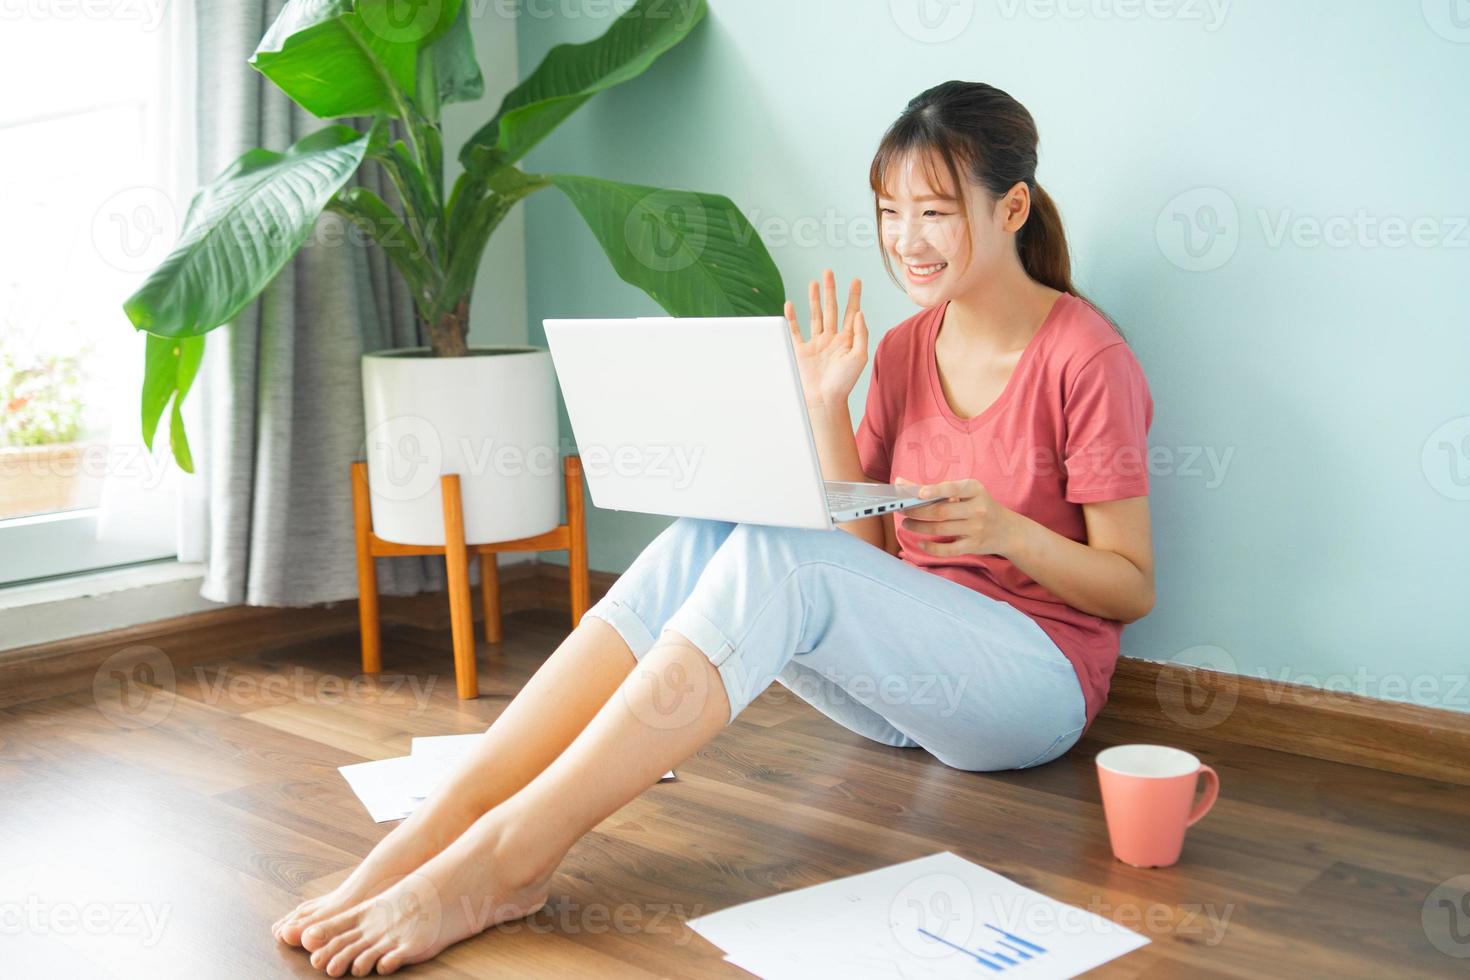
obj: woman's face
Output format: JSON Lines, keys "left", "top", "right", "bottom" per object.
{"left": 878, "top": 149, "right": 1026, "bottom": 307}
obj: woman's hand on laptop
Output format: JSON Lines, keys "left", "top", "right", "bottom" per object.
{"left": 785, "top": 268, "right": 867, "bottom": 410}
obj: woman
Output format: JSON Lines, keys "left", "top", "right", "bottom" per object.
{"left": 273, "top": 79, "right": 1155, "bottom": 976}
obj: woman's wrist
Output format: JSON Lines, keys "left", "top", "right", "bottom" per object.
{"left": 805, "top": 398, "right": 852, "bottom": 422}
{"left": 997, "top": 507, "right": 1034, "bottom": 561}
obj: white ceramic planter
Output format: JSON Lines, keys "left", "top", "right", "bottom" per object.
{"left": 361, "top": 347, "right": 560, "bottom": 546}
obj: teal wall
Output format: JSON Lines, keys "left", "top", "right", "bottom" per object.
{"left": 517, "top": 1, "right": 1470, "bottom": 712}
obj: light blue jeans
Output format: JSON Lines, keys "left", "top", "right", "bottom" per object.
{"left": 584, "top": 517, "right": 1087, "bottom": 772}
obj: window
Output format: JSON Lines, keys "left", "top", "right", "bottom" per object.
{"left": 0, "top": 3, "right": 193, "bottom": 585}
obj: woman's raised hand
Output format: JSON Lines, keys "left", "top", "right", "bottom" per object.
{"left": 785, "top": 269, "right": 868, "bottom": 410}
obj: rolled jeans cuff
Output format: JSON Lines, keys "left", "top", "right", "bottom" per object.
{"left": 661, "top": 606, "right": 746, "bottom": 725}
{"left": 583, "top": 597, "right": 658, "bottom": 660}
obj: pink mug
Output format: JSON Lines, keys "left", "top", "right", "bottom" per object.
{"left": 1096, "top": 744, "right": 1219, "bottom": 868}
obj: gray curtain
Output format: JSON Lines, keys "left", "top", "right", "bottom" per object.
{"left": 195, "top": 0, "right": 448, "bottom": 605}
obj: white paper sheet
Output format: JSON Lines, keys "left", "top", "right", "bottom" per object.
{"left": 339, "top": 735, "right": 678, "bottom": 823}
{"left": 688, "top": 852, "right": 1148, "bottom": 979}
{"left": 408, "top": 734, "right": 486, "bottom": 799}
{"left": 336, "top": 756, "right": 421, "bottom": 823}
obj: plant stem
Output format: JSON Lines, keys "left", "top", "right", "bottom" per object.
{"left": 425, "top": 298, "right": 470, "bottom": 357}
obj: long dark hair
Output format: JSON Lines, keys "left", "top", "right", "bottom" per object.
{"left": 869, "top": 80, "right": 1120, "bottom": 335}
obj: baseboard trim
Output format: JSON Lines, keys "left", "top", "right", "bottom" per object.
{"left": 5, "top": 560, "right": 1467, "bottom": 787}
{"left": 0, "top": 561, "right": 554, "bottom": 710}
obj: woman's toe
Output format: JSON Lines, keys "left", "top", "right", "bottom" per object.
{"left": 326, "top": 936, "right": 374, "bottom": 977}
{"left": 308, "top": 927, "right": 360, "bottom": 971}
{"left": 351, "top": 938, "right": 392, "bottom": 977}
{"left": 377, "top": 945, "right": 409, "bottom": 974}
{"left": 302, "top": 909, "right": 358, "bottom": 953}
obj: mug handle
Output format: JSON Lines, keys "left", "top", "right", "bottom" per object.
{"left": 1186, "top": 764, "right": 1220, "bottom": 827}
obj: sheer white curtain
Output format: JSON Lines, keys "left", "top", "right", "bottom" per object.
{"left": 94, "top": 0, "right": 207, "bottom": 564}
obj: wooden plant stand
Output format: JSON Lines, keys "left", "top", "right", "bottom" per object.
{"left": 350, "top": 454, "right": 589, "bottom": 699}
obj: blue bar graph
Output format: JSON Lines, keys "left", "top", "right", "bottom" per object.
{"left": 916, "top": 922, "right": 1049, "bottom": 971}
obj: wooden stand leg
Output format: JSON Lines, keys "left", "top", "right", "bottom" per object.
{"left": 480, "top": 552, "right": 502, "bottom": 644}
{"left": 565, "top": 455, "right": 590, "bottom": 628}
{"left": 351, "top": 462, "right": 382, "bottom": 674}
{"left": 440, "top": 474, "right": 479, "bottom": 699}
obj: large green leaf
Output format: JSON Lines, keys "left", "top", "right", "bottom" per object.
{"left": 549, "top": 174, "right": 783, "bottom": 317}
{"left": 251, "top": 0, "right": 463, "bottom": 119}
{"left": 425, "top": 0, "right": 483, "bottom": 109}
{"left": 141, "top": 332, "right": 205, "bottom": 473}
{"left": 461, "top": 0, "right": 705, "bottom": 170}
{"left": 123, "top": 125, "right": 374, "bottom": 339}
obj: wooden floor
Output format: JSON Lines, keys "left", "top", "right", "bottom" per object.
{"left": 2, "top": 609, "right": 1467, "bottom": 978}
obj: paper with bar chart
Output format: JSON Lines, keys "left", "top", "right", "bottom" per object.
{"left": 687, "top": 852, "right": 1149, "bottom": 979}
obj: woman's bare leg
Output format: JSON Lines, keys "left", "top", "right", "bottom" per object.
{"left": 273, "top": 616, "right": 638, "bottom": 946}
{"left": 297, "top": 631, "right": 731, "bottom": 976}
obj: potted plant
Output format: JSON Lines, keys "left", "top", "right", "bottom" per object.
{"left": 121, "top": 0, "right": 782, "bottom": 544}
{"left": 0, "top": 340, "right": 103, "bottom": 520}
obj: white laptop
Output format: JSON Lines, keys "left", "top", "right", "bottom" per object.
{"left": 542, "top": 315, "right": 944, "bottom": 530}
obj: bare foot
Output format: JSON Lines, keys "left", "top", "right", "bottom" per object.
{"left": 272, "top": 809, "right": 463, "bottom": 947}
{"left": 298, "top": 817, "right": 556, "bottom": 976}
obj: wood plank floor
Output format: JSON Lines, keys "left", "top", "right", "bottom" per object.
{"left": 2, "top": 609, "right": 1467, "bottom": 977}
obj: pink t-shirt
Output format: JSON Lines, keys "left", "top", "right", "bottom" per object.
{"left": 855, "top": 293, "right": 1153, "bottom": 727}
